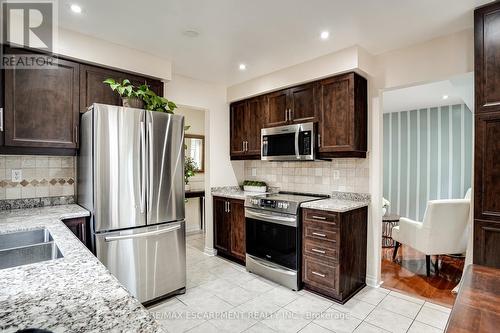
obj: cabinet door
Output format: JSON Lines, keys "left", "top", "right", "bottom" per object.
{"left": 475, "top": 1, "right": 500, "bottom": 114}
{"left": 266, "top": 89, "right": 289, "bottom": 127}
{"left": 230, "top": 101, "right": 247, "bottom": 157}
{"left": 4, "top": 56, "right": 79, "bottom": 148}
{"left": 289, "top": 83, "right": 317, "bottom": 123}
{"left": 62, "top": 217, "right": 88, "bottom": 248}
{"left": 229, "top": 199, "right": 246, "bottom": 262}
{"left": 318, "top": 74, "right": 353, "bottom": 153}
{"left": 80, "top": 65, "right": 122, "bottom": 112}
{"left": 246, "top": 97, "right": 266, "bottom": 157}
{"left": 474, "top": 219, "right": 500, "bottom": 268}
{"left": 80, "top": 64, "right": 164, "bottom": 113}
{"left": 213, "top": 197, "right": 230, "bottom": 254}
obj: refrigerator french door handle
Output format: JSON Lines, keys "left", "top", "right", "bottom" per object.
{"left": 148, "top": 121, "right": 153, "bottom": 215}
{"left": 104, "top": 224, "right": 182, "bottom": 242}
{"left": 140, "top": 121, "right": 146, "bottom": 214}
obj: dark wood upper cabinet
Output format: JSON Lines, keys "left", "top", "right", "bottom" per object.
{"left": 266, "top": 89, "right": 289, "bottom": 127}
{"left": 230, "top": 101, "right": 247, "bottom": 157}
{"left": 230, "top": 97, "right": 266, "bottom": 160}
{"left": 475, "top": 2, "right": 500, "bottom": 114}
{"left": 230, "top": 72, "right": 366, "bottom": 160}
{"left": 213, "top": 196, "right": 245, "bottom": 264}
{"left": 4, "top": 55, "right": 79, "bottom": 149}
{"left": 80, "top": 64, "right": 164, "bottom": 112}
{"left": 318, "top": 72, "right": 367, "bottom": 158}
{"left": 474, "top": 1, "right": 500, "bottom": 269}
{"left": 246, "top": 97, "right": 266, "bottom": 156}
{"left": 289, "top": 82, "right": 317, "bottom": 124}
{"left": 265, "top": 83, "right": 317, "bottom": 127}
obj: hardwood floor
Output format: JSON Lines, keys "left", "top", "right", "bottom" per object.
{"left": 381, "top": 245, "right": 465, "bottom": 307}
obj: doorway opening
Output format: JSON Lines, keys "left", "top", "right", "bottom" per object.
{"left": 380, "top": 73, "right": 473, "bottom": 306}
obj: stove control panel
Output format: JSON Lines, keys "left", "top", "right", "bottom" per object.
{"left": 250, "top": 198, "right": 290, "bottom": 210}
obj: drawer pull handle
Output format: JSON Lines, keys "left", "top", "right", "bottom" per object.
{"left": 311, "top": 248, "right": 326, "bottom": 254}
{"left": 312, "top": 232, "right": 326, "bottom": 238}
{"left": 312, "top": 215, "right": 327, "bottom": 220}
{"left": 312, "top": 271, "right": 326, "bottom": 278}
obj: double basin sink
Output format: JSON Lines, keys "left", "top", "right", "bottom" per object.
{"left": 0, "top": 228, "right": 63, "bottom": 269}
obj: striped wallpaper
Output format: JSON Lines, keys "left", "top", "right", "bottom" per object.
{"left": 383, "top": 104, "right": 473, "bottom": 221}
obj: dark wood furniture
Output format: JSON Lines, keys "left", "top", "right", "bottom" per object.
{"left": 0, "top": 47, "right": 164, "bottom": 156}
{"left": 301, "top": 206, "right": 368, "bottom": 304}
{"left": 445, "top": 265, "right": 500, "bottom": 332}
{"left": 230, "top": 96, "right": 266, "bottom": 159}
{"left": 185, "top": 189, "right": 205, "bottom": 230}
{"left": 382, "top": 214, "right": 400, "bottom": 248}
{"left": 229, "top": 72, "right": 367, "bottom": 160}
{"left": 3, "top": 48, "right": 80, "bottom": 154}
{"left": 213, "top": 196, "right": 246, "bottom": 263}
{"left": 61, "top": 217, "right": 89, "bottom": 249}
{"left": 473, "top": 1, "right": 500, "bottom": 268}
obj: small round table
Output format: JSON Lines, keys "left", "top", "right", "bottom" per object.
{"left": 382, "top": 214, "right": 400, "bottom": 248}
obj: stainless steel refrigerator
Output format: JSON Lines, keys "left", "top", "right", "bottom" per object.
{"left": 78, "top": 103, "right": 186, "bottom": 303}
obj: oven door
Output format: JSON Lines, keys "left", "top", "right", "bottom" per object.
{"left": 245, "top": 208, "right": 299, "bottom": 270}
{"left": 261, "top": 123, "right": 314, "bottom": 161}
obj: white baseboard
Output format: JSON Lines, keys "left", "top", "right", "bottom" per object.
{"left": 203, "top": 247, "right": 217, "bottom": 256}
{"left": 366, "top": 274, "right": 382, "bottom": 288}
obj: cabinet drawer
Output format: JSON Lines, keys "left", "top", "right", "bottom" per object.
{"left": 304, "top": 220, "right": 339, "bottom": 243}
{"left": 304, "top": 239, "right": 338, "bottom": 261}
{"left": 304, "top": 209, "right": 338, "bottom": 224}
{"left": 303, "top": 256, "right": 338, "bottom": 291}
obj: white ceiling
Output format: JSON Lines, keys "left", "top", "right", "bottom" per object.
{"left": 383, "top": 73, "right": 473, "bottom": 113}
{"left": 58, "top": 0, "right": 491, "bottom": 85}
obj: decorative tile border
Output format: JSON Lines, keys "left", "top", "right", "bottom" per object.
{"left": 0, "top": 196, "right": 75, "bottom": 211}
{"left": 0, "top": 177, "right": 75, "bottom": 188}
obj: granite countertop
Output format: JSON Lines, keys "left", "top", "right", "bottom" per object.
{"left": 211, "top": 186, "right": 266, "bottom": 200}
{"left": 0, "top": 204, "right": 163, "bottom": 333}
{"left": 301, "top": 192, "right": 370, "bottom": 213}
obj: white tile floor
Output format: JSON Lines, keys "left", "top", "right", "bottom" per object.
{"left": 148, "top": 233, "right": 451, "bottom": 333}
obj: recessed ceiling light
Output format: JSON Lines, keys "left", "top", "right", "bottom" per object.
{"left": 320, "top": 31, "right": 330, "bottom": 40}
{"left": 442, "top": 95, "right": 449, "bottom": 100}
{"left": 70, "top": 4, "right": 82, "bottom": 13}
{"left": 239, "top": 63, "right": 247, "bottom": 71}
{"left": 182, "top": 30, "right": 200, "bottom": 38}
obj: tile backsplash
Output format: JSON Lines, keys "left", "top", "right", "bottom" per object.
{"left": 243, "top": 159, "right": 369, "bottom": 194}
{"left": 0, "top": 155, "right": 75, "bottom": 200}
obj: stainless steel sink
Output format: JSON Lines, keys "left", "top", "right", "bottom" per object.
{"left": 0, "top": 228, "right": 63, "bottom": 269}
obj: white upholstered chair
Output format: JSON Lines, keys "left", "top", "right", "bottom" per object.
{"left": 392, "top": 189, "right": 471, "bottom": 276}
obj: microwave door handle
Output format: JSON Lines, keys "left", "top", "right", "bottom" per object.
{"left": 295, "top": 129, "right": 300, "bottom": 159}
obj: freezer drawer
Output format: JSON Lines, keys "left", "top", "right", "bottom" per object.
{"left": 95, "top": 221, "right": 186, "bottom": 303}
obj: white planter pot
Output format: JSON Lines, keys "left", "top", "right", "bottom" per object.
{"left": 185, "top": 184, "right": 191, "bottom": 191}
{"left": 382, "top": 207, "right": 387, "bottom": 216}
{"left": 243, "top": 185, "right": 267, "bottom": 193}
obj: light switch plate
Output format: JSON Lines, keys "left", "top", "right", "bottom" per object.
{"left": 333, "top": 170, "right": 340, "bottom": 180}
{"left": 12, "top": 169, "right": 22, "bottom": 182}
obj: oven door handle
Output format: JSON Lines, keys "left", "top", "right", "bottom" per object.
{"left": 245, "top": 209, "right": 297, "bottom": 227}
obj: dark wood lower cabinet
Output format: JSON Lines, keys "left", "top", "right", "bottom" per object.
{"left": 62, "top": 217, "right": 89, "bottom": 249}
{"left": 213, "top": 196, "right": 245, "bottom": 264}
{"left": 302, "top": 207, "right": 367, "bottom": 304}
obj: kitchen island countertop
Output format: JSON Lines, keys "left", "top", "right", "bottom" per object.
{"left": 0, "top": 204, "right": 163, "bottom": 333}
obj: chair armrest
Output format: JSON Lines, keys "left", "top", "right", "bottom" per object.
{"left": 392, "top": 217, "right": 424, "bottom": 248}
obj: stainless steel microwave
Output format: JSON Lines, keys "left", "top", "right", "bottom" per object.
{"left": 261, "top": 122, "right": 315, "bottom": 161}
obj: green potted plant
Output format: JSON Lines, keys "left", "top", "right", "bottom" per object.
{"left": 184, "top": 156, "right": 197, "bottom": 191}
{"left": 242, "top": 180, "right": 267, "bottom": 193}
{"left": 103, "top": 78, "right": 145, "bottom": 109}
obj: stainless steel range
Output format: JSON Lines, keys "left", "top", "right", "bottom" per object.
{"left": 244, "top": 192, "right": 327, "bottom": 290}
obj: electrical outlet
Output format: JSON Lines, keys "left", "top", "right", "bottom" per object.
{"left": 11, "top": 169, "right": 22, "bottom": 182}
{"left": 333, "top": 170, "right": 340, "bottom": 180}
{"left": 251, "top": 168, "right": 257, "bottom": 176}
